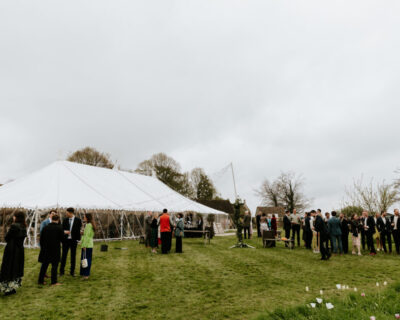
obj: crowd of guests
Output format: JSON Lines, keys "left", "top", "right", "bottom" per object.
{"left": 0, "top": 207, "right": 95, "bottom": 296}
{"left": 143, "top": 209, "right": 185, "bottom": 254}
{"left": 276, "top": 208, "right": 400, "bottom": 260}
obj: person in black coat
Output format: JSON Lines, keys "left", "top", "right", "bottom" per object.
{"left": 377, "top": 211, "right": 392, "bottom": 253}
{"left": 363, "top": 211, "right": 376, "bottom": 255}
{"left": 283, "top": 210, "right": 291, "bottom": 247}
{"left": 38, "top": 215, "right": 64, "bottom": 285}
{"left": 60, "top": 208, "right": 82, "bottom": 276}
{"left": 313, "top": 210, "right": 330, "bottom": 260}
{"left": 256, "top": 213, "right": 261, "bottom": 238}
{"left": 304, "top": 212, "right": 313, "bottom": 249}
{"left": 340, "top": 213, "right": 350, "bottom": 254}
{"left": 391, "top": 209, "right": 400, "bottom": 254}
{"left": 0, "top": 211, "right": 27, "bottom": 296}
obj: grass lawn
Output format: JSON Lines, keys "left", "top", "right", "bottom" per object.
{"left": 0, "top": 235, "right": 400, "bottom": 320}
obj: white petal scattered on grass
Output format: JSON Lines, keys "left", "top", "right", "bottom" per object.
{"left": 320, "top": 290, "right": 323, "bottom": 295}
{"left": 316, "top": 298, "right": 323, "bottom": 304}
{"left": 310, "top": 303, "right": 316, "bottom": 308}
{"left": 370, "top": 316, "right": 376, "bottom": 320}
{"left": 376, "top": 282, "right": 380, "bottom": 287}
{"left": 326, "top": 303, "right": 334, "bottom": 310}
{"left": 336, "top": 284, "right": 341, "bottom": 289}
{"left": 354, "top": 288, "right": 358, "bottom": 292}
{"left": 383, "top": 281, "right": 388, "bottom": 286}
{"left": 306, "top": 287, "right": 309, "bottom": 292}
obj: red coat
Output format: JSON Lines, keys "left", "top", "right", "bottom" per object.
{"left": 160, "top": 214, "right": 171, "bottom": 233}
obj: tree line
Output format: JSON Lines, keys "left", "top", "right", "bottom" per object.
{"left": 67, "top": 147, "right": 218, "bottom": 201}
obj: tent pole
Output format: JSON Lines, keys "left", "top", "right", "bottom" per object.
{"left": 33, "top": 209, "right": 39, "bottom": 248}
{"left": 120, "top": 211, "right": 123, "bottom": 240}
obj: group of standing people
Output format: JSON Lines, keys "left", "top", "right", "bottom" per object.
{"left": 280, "top": 208, "right": 400, "bottom": 261}
{"left": 144, "top": 209, "right": 184, "bottom": 254}
{"left": 0, "top": 207, "right": 95, "bottom": 296}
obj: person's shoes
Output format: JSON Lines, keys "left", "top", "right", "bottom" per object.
{"left": 369, "top": 253, "right": 376, "bottom": 256}
{"left": 38, "top": 282, "right": 46, "bottom": 285}
{"left": 4, "top": 289, "right": 16, "bottom": 296}
{"left": 321, "top": 257, "right": 327, "bottom": 260}
{"left": 358, "top": 253, "right": 362, "bottom": 256}
{"left": 51, "top": 283, "right": 62, "bottom": 286}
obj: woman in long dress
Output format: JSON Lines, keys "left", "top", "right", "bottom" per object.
{"left": 0, "top": 211, "right": 27, "bottom": 296}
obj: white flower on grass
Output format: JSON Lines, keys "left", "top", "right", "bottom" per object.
{"left": 376, "top": 282, "right": 379, "bottom": 287}
{"left": 326, "top": 303, "right": 334, "bottom": 310}
{"left": 383, "top": 281, "right": 388, "bottom": 286}
{"left": 320, "top": 290, "right": 323, "bottom": 295}
{"left": 354, "top": 288, "right": 358, "bottom": 292}
{"left": 316, "top": 298, "right": 323, "bottom": 304}
{"left": 305, "top": 286, "right": 309, "bottom": 292}
{"left": 310, "top": 303, "right": 316, "bottom": 308}
{"left": 336, "top": 284, "right": 341, "bottom": 289}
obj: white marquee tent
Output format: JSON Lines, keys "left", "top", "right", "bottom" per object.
{"left": 0, "top": 161, "right": 227, "bottom": 247}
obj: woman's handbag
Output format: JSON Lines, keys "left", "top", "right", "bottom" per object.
{"left": 81, "top": 250, "right": 88, "bottom": 268}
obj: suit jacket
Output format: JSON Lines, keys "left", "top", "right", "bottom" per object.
{"left": 340, "top": 218, "right": 349, "bottom": 235}
{"left": 314, "top": 215, "right": 329, "bottom": 240}
{"left": 283, "top": 215, "right": 291, "bottom": 231}
{"left": 304, "top": 217, "right": 312, "bottom": 233}
{"left": 328, "top": 217, "right": 342, "bottom": 236}
{"left": 40, "top": 218, "right": 51, "bottom": 234}
{"left": 62, "top": 216, "right": 82, "bottom": 241}
{"left": 391, "top": 215, "right": 400, "bottom": 232}
{"left": 40, "top": 223, "right": 64, "bottom": 263}
{"left": 366, "top": 216, "right": 376, "bottom": 235}
{"left": 376, "top": 217, "right": 386, "bottom": 233}
{"left": 243, "top": 215, "right": 251, "bottom": 227}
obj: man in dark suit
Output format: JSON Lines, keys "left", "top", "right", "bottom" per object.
{"left": 340, "top": 213, "right": 349, "bottom": 254}
{"left": 313, "top": 210, "right": 330, "bottom": 260}
{"left": 283, "top": 210, "right": 291, "bottom": 247}
{"left": 360, "top": 214, "right": 369, "bottom": 251}
{"left": 304, "top": 212, "right": 312, "bottom": 249}
{"left": 377, "top": 211, "right": 391, "bottom": 253}
{"left": 38, "top": 214, "right": 64, "bottom": 285}
{"left": 363, "top": 211, "right": 376, "bottom": 255}
{"left": 60, "top": 207, "right": 82, "bottom": 276}
{"left": 256, "top": 213, "right": 261, "bottom": 238}
{"left": 391, "top": 209, "right": 400, "bottom": 254}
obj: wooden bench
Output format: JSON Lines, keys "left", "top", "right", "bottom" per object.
{"left": 262, "top": 230, "right": 294, "bottom": 249}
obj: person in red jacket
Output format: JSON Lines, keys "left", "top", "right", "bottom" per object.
{"left": 159, "top": 209, "right": 172, "bottom": 254}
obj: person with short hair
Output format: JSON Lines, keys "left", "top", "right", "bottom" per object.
{"left": 160, "top": 209, "right": 171, "bottom": 254}
{"left": 339, "top": 213, "right": 349, "bottom": 254}
{"left": 314, "top": 210, "right": 330, "bottom": 260}
{"left": 144, "top": 212, "right": 153, "bottom": 248}
{"left": 328, "top": 211, "right": 343, "bottom": 254}
{"left": 363, "top": 211, "right": 376, "bottom": 256}
{"left": 379, "top": 211, "right": 392, "bottom": 253}
{"left": 38, "top": 214, "right": 64, "bottom": 286}
{"left": 374, "top": 212, "right": 382, "bottom": 252}
{"left": 0, "top": 211, "right": 27, "bottom": 296}
{"left": 80, "top": 213, "right": 96, "bottom": 280}
{"left": 290, "top": 209, "right": 301, "bottom": 247}
{"left": 391, "top": 209, "right": 400, "bottom": 254}
{"left": 40, "top": 210, "right": 57, "bottom": 234}
{"left": 175, "top": 213, "right": 184, "bottom": 253}
{"left": 60, "top": 207, "right": 82, "bottom": 276}
{"left": 304, "top": 212, "right": 313, "bottom": 249}
{"left": 243, "top": 211, "right": 251, "bottom": 239}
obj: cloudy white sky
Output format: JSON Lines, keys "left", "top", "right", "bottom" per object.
{"left": 1, "top": 1, "right": 400, "bottom": 212}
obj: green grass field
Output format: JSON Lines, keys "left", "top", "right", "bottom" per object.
{"left": 0, "top": 235, "right": 399, "bottom": 320}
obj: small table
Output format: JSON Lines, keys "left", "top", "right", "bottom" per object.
{"left": 183, "top": 230, "right": 211, "bottom": 245}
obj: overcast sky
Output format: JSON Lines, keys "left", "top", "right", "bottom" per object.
{"left": 1, "top": 1, "right": 400, "bottom": 213}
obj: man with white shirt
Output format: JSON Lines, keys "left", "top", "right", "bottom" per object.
{"left": 391, "top": 209, "right": 400, "bottom": 254}
{"left": 377, "top": 211, "right": 391, "bottom": 253}
{"left": 60, "top": 207, "right": 82, "bottom": 276}
{"left": 290, "top": 209, "right": 301, "bottom": 247}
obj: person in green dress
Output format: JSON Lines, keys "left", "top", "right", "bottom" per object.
{"left": 80, "top": 213, "right": 96, "bottom": 280}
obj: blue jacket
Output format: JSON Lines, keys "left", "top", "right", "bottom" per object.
{"left": 328, "top": 217, "right": 342, "bottom": 236}
{"left": 40, "top": 218, "right": 51, "bottom": 234}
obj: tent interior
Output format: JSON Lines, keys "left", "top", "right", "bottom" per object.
{"left": 0, "top": 161, "right": 229, "bottom": 247}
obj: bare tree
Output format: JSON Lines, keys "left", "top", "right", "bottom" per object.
{"left": 256, "top": 171, "right": 310, "bottom": 212}
{"left": 135, "top": 153, "right": 181, "bottom": 176}
{"left": 345, "top": 177, "right": 398, "bottom": 213}
{"left": 256, "top": 179, "right": 282, "bottom": 207}
{"left": 67, "top": 147, "right": 114, "bottom": 169}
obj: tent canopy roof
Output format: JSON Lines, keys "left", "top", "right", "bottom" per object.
{"left": 0, "top": 161, "right": 226, "bottom": 215}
